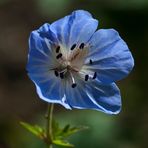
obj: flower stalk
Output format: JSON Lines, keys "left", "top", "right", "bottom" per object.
{"left": 46, "top": 103, "right": 54, "bottom": 148}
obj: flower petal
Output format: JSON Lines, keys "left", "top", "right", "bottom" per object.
{"left": 65, "top": 78, "right": 121, "bottom": 114}
{"left": 65, "top": 79, "right": 99, "bottom": 110}
{"left": 27, "top": 28, "right": 60, "bottom": 73}
{"left": 37, "top": 23, "right": 58, "bottom": 43}
{"left": 85, "top": 29, "right": 134, "bottom": 84}
{"left": 28, "top": 67, "right": 71, "bottom": 109}
{"left": 86, "top": 80, "right": 121, "bottom": 114}
{"left": 27, "top": 27, "right": 71, "bottom": 108}
{"left": 34, "top": 74, "right": 71, "bottom": 109}
{"left": 50, "top": 10, "right": 98, "bottom": 48}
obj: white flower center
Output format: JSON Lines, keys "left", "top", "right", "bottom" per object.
{"left": 52, "top": 43, "right": 96, "bottom": 88}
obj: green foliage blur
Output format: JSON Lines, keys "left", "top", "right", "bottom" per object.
{"left": 0, "top": 0, "right": 148, "bottom": 148}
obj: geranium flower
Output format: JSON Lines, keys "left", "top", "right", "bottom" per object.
{"left": 27, "top": 10, "right": 134, "bottom": 114}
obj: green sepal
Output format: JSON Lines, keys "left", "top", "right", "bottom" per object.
{"left": 53, "top": 139, "right": 74, "bottom": 147}
{"left": 20, "top": 121, "right": 46, "bottom": 140}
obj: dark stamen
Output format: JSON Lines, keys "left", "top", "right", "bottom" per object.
{"left": 93, "top": 72, "right": 97, "bottom": 79}
{"left": 85, "top": 75, "right": 89, "bottom": 81}
{"left": 56, "top": 46, "right": 60, "bottom": 53}
{"left": 72, "top": 83, "right": 77, "bottom": 88}
{"left": 79, "top": 43, "right": 85, "bottom": 49}
{"left": 56, "top": 53, "right": 62, "bottom": 59}
{"left": 54, "top": 71, "right": 59, "bottom": 77}
{"left": 89, "top": 59, "right": 93, "bottom": 64}
{"left": 70, "top": 44, "right": 76, "bottom": 50}
{"left": 60, "top": 72, "right": 64, "bottom": 79}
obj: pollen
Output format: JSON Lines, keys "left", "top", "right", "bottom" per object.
{"left": 60, "top": 72, "right": 64, "bottom": 79}
{"left": 70, "top": 44, "right": 77, "bottom": 50}
{"left": 85, "top": 75, "right": 89, "bottom": 81}
{"left": 54, "top": 70, "right": 59, "bottom": 77}
{"left": 79, "top": 43, "right": 85, "bottom": 49}
{"left": 56, "top": 53, "right": 62, "bottom": 59}
{"left": 89, "top": 59, "right": 93, "bottom": 64}
{"left": 56, "top": 46, "right": 60, "bottom": 53}
{"left": 93, "top": 72, "right": 97, "bottom": 79}
{"left": 72, "top": 83, "right": 77, "bottom": 88}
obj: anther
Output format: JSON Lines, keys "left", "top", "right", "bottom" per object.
{"left": 93, "top": 72, "right": 97, "bottom": 79}
{"left": 56, "top": 53, "right": 62, "bottom": 59}
{"left": 60, "top": 72, "right": 64, "bottom": 79}
{"left": 54, "top": 71, "right": 59, "bottom": 77}
{"left": 56, "top": 46, "right": 60, "bottom": 53}
{"left": 79, "top": 43, "right": 85, "bottom": 49}
{"left": 85, "top": 75, "right": 89, "bottom": 81}
{"left": 89, "top": 59, "right": 93, "bottom": 64}
{"left": 70, "top": 44, "right": 76, "bottom": 50}
{"left": 72, "top": 83, "right": 77, "bottom": 88}
{"left": 69, "top": 72, "right": 77, "bottom": 88}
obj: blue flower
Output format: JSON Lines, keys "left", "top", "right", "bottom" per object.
{"left": 27, "top": 10, "right": 134, "bottom": 114}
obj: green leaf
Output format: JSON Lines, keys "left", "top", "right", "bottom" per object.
{"left": 62, "top": 124, "right": 70, "bottom": 133}
{"left": 52, "top": 121, "right": 88, "bottom": 140}
{"left": 61, "top": 125, "right": 89, "bottom": 138}
{"left": 53, "top": 139, "right": 74, "bottom": 147}
{"left": 20, "top": 121, "right": 45, "bottom": 140}
{"left": 52, "top": 119, "right": 60, "bottom": 133}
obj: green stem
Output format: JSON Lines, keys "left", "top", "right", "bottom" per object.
{"left": 46, "top": 103, "right": 54, "bottom": 147}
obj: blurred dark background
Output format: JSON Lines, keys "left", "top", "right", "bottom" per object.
{"left": 0, "top": 0, "right": 148, "bottom": 148}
